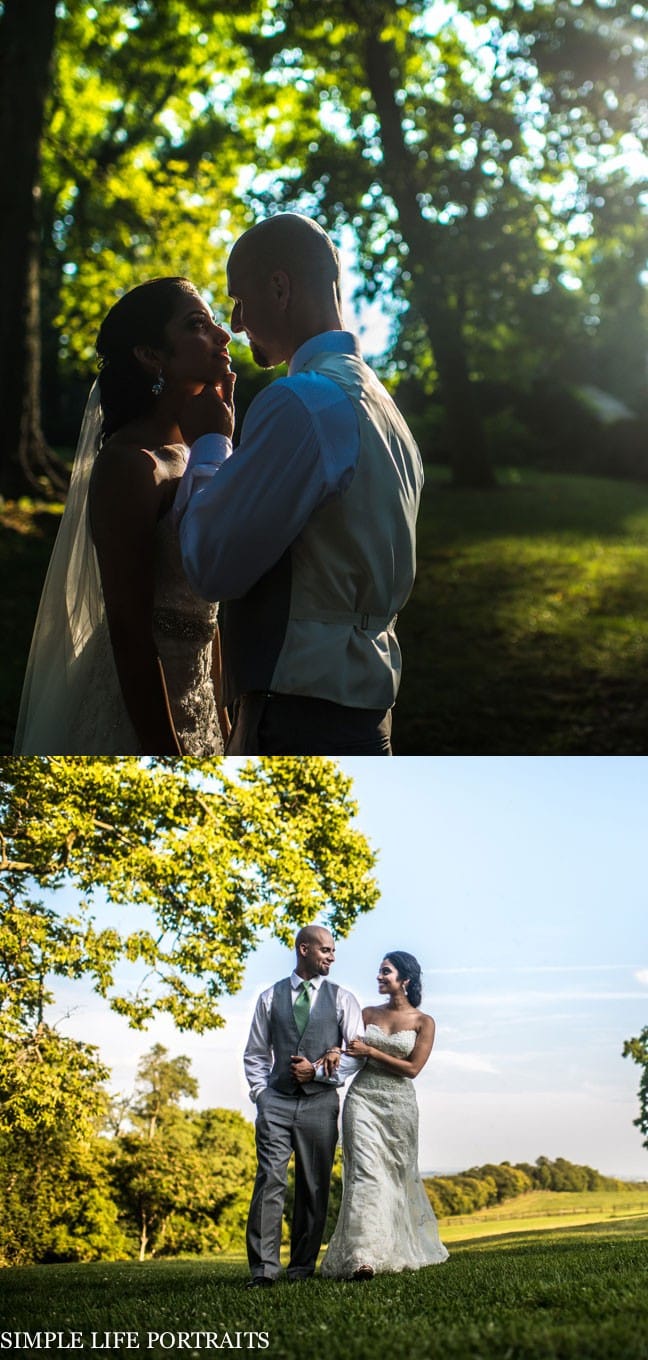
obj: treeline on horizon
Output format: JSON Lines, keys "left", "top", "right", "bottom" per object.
{"left": 1, "top": 1035, "right": 643, "bottom": 1269}
{"left": 422, "top": 1156, "right": 635, "bottom": 1218}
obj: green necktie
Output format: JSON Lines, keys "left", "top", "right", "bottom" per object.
{"left": 293, "top": 980, "right": 313, "bottom": 1036}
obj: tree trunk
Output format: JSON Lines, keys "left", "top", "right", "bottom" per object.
{"left": 0, "top": 0, "right": 67, "bottom": 499}
{"left": 139, "top": 1210, "right": 148, "bottom": 1261}
{"left": 362, "top": 20, "right": 495, "bottom": 489}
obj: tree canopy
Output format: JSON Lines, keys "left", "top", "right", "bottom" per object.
{"left": 0, "top": 756, "right": 379, "bottom": 1034}
{"left": 1, "top": 0, "right": 645, "bottom": 494}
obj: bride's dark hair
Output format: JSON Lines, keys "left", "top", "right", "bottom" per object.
{"left": 385, "top": 950, "right": 422, "bottom": 1008}
{"left": 96, "top": 277, "right": 201, "bottom": 442}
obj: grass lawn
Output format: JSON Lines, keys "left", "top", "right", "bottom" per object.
{"left": 3, "top": 465, "right": 648, "bottom": 754}
{"left": 1, "top": 1219, "right": 646, "bottom": 1360}
{"left": 394, "top": 467, "right": 648, "bottom": 754}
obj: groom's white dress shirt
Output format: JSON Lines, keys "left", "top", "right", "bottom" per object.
{"left": 174, "top": 331, "right": 361, "bottom": 601}
{"left": 244, "top": 970, "right": 364, "bottom": 1103}
{"left": 175, "top": 328, "right": 422, "bottom": 716}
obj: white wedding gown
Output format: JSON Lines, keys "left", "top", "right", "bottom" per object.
{"left": 320, "top": 1025, "right": 449, "bottom": 1278}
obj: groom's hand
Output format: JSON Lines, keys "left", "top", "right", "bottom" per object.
{"left": 290, "top": 1055, "right": 316, "bottom": 1084}
{"left": 179, "top": 374, "right": 236, "bottom": 446}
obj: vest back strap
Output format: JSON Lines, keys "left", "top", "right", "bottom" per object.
{"left": 290, "top": 609, "right": 398, "bottom": 630}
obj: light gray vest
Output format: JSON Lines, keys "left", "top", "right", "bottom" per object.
{"left": 220, "top": 350, "right": 423, "bottom": 708}
{"left": 268, "top": 978, "right": 342, "bottom": 1097}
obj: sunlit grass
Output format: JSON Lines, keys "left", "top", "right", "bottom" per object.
{"left": 438, "top": 1189, "right": 648, "bottom": 1244}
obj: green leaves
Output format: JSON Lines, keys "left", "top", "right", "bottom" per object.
{"left": 623, "top": 1027, "right": 648, "bottom": 1147}
{"left": 0, "top": 1025, "right": 110, "bottom": 1138}
{"left": 0, "top": 756, "right": 378, "bottom": 1033}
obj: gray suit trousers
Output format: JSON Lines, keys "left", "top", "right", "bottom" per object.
{"left": 246, "top": 1086, "right": 340, "bottom": 1280}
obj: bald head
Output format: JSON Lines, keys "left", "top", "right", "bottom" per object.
{"left": 294, "top": 924, "right": 336, "bottom": 979}
{"left": 230, "top": 213, "right": 341, "bottom": 293}
{"left": 226, "top": 214, "right": 344, "bottom": 366}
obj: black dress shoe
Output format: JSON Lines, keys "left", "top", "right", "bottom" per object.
{"left": 245, "top": 1277, "right": 275, "bottom": 1288}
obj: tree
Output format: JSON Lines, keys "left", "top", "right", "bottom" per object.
{"left": 423, "top": 1156, "right": 627, "bottom": 1217}
{"left": 10, "top": 2, "right": 645, "bottom": 496}
{"left": 231, "top": 0, "right": 646, "bottom": 483}
{"left": 111, "top": 1047, "right": 256, "bottom": 1259}
{"left": 0, "top": 0, "right": 65, "bottom": 497}
{"left": 1, "top": 0, "right": 259, "bottom": 494}
{"left": 623, "top": 1028, "right": 648, "bottom": 1151}
{"left": 0, "top": 756, "right": 376, "bottom": 1248}
{"left": 0, "top": 1122, "right": 127, "bottom": 1267}
{"left": 0, "top": 1022, "right": 126, "bottom": 1266}
{"left": 231, "top": 0, "right": 495, "bottom": 486}
{"left": 0, "top": 756, "right": 379, "bottom": 1034}
{"left": 128, "top": 1044, "right": 199, "bottom": 1143}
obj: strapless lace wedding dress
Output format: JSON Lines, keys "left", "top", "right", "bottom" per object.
{"left": 320, "top": 1025, "right": 449, "bottom": 1277}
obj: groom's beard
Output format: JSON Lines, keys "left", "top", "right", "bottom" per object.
{"left": 250, "top": 341, "right": 273, "bottom": 368}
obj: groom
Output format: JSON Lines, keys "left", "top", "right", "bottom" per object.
{"left": 175, "top": 212, "right": 424, "bottom": 756}
{"left": 242, "top": 924, "right": 363, "bottom": 1285}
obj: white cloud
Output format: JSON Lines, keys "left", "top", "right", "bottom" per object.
{"left": 635, "top": 969, "right": 648, "bottom": 986}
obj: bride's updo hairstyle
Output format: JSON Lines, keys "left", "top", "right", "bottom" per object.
{"left": 386, "top": 950, "right": 423, "bottom": 1007}
{"left": 97, "top": 277, "right": 201, "bottom": 442}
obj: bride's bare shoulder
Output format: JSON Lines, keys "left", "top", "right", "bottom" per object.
{"left": 361, "top": 1004, "right": 385, "bottom": 1024}
{"left": 94, "top": 435, "right": 158, "bottom": 471}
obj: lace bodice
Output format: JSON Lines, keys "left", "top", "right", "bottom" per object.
{"left": 366, "top": 1023, "right": 417, "bottom": 1056}
{"left": 354, "top": 1024, "right": 417, "bottom": 1095}
{"left": 151, "top": 506, "right": 222, "bottom": 756}
{"left": 153, "top": 508, "right": 217, "bottom": 645}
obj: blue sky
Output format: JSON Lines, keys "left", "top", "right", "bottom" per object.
{"left": 52, "top": 757, "right": 648, "bottom": 1179}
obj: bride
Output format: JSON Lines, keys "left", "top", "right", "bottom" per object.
{"left": 14, "top": 277, "right": 234, "bottom": 755}
{"left": 320, "top": 950, "right": 449, "bottom": 1279}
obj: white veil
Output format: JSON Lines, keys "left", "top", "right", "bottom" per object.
{"left": 13, "top": 382, "right": 109, "bottom": 753}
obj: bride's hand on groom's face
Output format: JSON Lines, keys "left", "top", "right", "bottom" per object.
{"left": 179, "top": 374, "right": 236, "bottom": 446}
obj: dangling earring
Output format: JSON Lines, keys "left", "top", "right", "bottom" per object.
{"left": 402, "top": 982, "right": 408, "bottom": 995}
{"left": 152, "top": 371, "right": 165, "bottom": 397}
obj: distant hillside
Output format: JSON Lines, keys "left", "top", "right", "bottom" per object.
{"left": 423, "top": 1155, "right": 645, "bottom": 1217}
